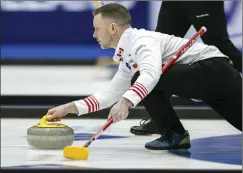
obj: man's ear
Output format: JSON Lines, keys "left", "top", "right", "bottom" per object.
{"left": 109, "top": 23, "right": 117, "bottom": 34}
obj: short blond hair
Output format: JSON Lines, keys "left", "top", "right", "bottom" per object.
{"left": 93, "top": 3, "right": 132, "bottom": 25}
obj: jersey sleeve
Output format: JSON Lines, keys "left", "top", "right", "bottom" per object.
{"left": 122, "top": 36, "right": 163, "bottom": 107}
{"left": 74, "top": 63, "right": 133, "bottom": 116}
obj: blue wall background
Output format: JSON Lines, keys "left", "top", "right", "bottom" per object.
{"left": 1, "top": 1, "right": 241, "bottom": 60}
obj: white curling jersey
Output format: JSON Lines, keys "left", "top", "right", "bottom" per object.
{"left": 74, "top": 27, "right": 228, "bottom": 115}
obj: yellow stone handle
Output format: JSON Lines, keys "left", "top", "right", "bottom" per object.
{"left": 40, "top": 115, "right": 61, "bottom": 125}
{"left": 36, "top": 115, "right": 66, "bottom": 128}
{"left": 39, "top": 115, "right": 48, "bottom": 126}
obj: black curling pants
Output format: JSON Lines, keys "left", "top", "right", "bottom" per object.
{"left": 131, "top": 57, "right": 242, "bottom": 133}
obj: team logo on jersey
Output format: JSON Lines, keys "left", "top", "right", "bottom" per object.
{"left": 127, "top": 59, "right": 138, "bottom": 70}
{"left": 132, "top": 63, "right": 138, "bottom": 69}
{"left": 116, "top": 47, "right": 124, "bottom": 57}
{"left": 126, "top": 62, "right": 131, "bottom": 70}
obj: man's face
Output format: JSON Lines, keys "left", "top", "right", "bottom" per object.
{"left": 93, "top": 14, "right": 113, "bottom": 49}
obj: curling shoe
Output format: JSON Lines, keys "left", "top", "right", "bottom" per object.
{"left": 130, "top": 118, "right": 160, "bottom": 135}
{"left": 145, "top": 130, "right": 191, "bottom": 150}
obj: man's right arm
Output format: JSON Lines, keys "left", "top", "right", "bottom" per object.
{"left": 73, "top": 63, "right": 133, "bottom": 116}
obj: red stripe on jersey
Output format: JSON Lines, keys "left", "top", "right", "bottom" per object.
{"left": 89, "top": 96, "right": 98, "bottom": 111}
{"left": 135, "top": 82, "right": 148, "bottom": 94}
{"left": 133, "top": 84, "right": 146, "bottom": 97}
{"left": 86, "top": 97, "right": 95, "bottom": 112}
{"left": 129, "top": 88, "right": 143, "bottom": 99}
{"left": 83, "top": 98, "right": 91, "bottom": 113}
{"left": 91, "top": 96, "right": 100, "bottom": 111}
{"left": 88, "top": 96, "right": 97, "bottom": 111}
{"left": 131, "top": 85, "right": 146, "bottom": 98}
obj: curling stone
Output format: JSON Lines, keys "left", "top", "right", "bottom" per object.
{"left": 27, "top": 115, "right": 74, "bottom": 149}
